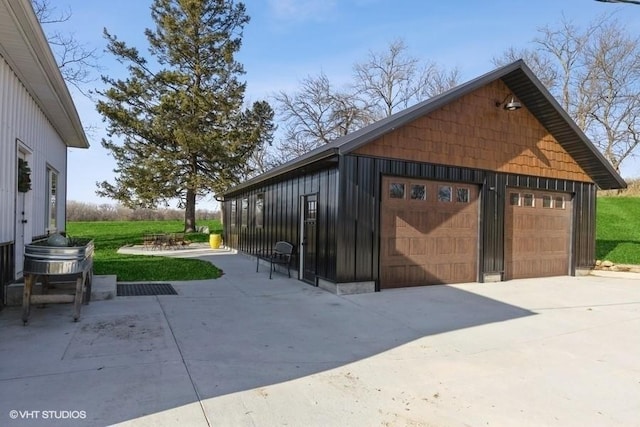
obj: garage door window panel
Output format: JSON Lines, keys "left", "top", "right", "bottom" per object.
{"left": 410, "top": 184, "right": 426, "bottom": 200}
{"left": 509, "top": 193, "right": 521, "bottom": 206}
{"left": 389, "top": 183, "right": 405, "bottom": 199}
{"left": 542, "top": 195, "right": 552, "bottom": 208}
{"left": 523, "top": 193, "right": 535, "bottom": 207}
{"left": 555, "top": 196, "right": 565, "bottom": 209}
{"left": 457, "top": 188, "right": 470, "bottom": 203}
{"left": 438, "top": 186, "right": 452, "bottom": 202}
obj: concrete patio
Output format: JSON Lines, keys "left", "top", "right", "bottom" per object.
{"left": 1, "top": 251, "right": 639, "bottom": 426}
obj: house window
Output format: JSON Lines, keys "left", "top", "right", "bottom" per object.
{"left": 46, "top": 167, "right": 58, "bottom": 232}
{"left": 509, "top": 193, "right": 520, "bottom": 206}
{"left": 230, "top": 200, "right": 237, "bottom": 226}
{"left": 241, "top": 198, "right": 249, "bottom": 227}
{"left": 255, "top": 193, "right": 264, "bottom": 228}
{"left": 389, "top": 183, "right": 405, "bottom": 199}
{"left": 457, "top": 188, "right": 470, "bottom": 203}
{"left": 523, "top": 193, "right": 535, "bottom": 207}
{"left": 542, "top": 195, "right": 552, "bottom": 208}
{"left": 410, "top": 184, "right": 426, "bottom": 200}
{"left": 438, "top": 186, "right": 452, "bottom": 202}
{"left": 554, "top": 196, "right": 565, "bottom": 209}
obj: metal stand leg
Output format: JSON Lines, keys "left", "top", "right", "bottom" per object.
{"left": 72, "top": 272, "right": 85, "bottom": 322}
{"left": 21, "top": 274, "right": 35, "bottom": 325}
{"left": 83, "top": 269, "right": 93, "bottom": 305}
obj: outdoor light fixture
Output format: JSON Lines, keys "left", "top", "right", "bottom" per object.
{"left": 495, "top": 94, "right": 522, "bottom": 111}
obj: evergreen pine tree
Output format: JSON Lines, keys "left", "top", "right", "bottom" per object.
{"left": 96, "top": 0, "right": 274, "bottom": 231}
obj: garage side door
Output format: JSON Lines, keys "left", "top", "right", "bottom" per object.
{"left": 380, "top": 177, "right": 479, "bottom": 289}
{"left": 505, "top": 190, "right": 572, "bottom": 280}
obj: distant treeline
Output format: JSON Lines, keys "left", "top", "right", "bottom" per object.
{"left": 66, "top": 201, "right": 221, "bottom": 222}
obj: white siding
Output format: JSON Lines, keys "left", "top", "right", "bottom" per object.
{"left": 0, "top": 57, "right": 15, "bottom": 243}
{"left": 0, "top": 55, "right": 68, "bottom": 244}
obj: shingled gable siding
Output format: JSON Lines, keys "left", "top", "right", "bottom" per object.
{"left": 354, "top": 80, "right": 593, "bottom": 184}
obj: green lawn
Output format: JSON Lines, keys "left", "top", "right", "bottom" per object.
{"left": 66, "top": 220, "right": 223, "bottom": 281}
{"left": 597, "top": 197, "right": 640, "bottom": 264}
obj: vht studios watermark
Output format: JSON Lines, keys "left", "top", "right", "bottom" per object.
{"left": 8, "top": 410, "right": 87, "bottom": 420}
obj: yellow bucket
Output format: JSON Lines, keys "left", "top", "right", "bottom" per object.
{"left": 209, "top": 234, "right": 222, "bottom": 249}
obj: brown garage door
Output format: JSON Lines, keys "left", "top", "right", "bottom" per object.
{"left": 380, "top": 177, "right": 479, "bottom": 289}
{"left": 504, "top": 190, "right": 572, "bottom": 280}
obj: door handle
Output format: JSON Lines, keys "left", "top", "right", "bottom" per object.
{"left": 21, "top": 220, "right": 28, "bottom": 224}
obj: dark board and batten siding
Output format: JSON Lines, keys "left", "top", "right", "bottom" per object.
{"left": 1, "top": 241, "right": 15, "bottom": 307}
{"left": 337, "top": 154, "right": 597, "bottom": 287}
{"left": 223, "top": 167, "right": 339, "bottom": 282}
{"left": 574, "top": 183, "right": 597, "bottom": 269}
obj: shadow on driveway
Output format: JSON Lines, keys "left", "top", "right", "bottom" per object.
{"left": 0, "top": 253, "right": 534, "bottom": 426}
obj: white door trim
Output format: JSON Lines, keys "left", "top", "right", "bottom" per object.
{"left": 14, "top": 140, "right": 32, "bottom": 280}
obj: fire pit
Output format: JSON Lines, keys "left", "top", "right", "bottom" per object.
{"left": 22, "top": 237, "right": 94, "bottom": 324}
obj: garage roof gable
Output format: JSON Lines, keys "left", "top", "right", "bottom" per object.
{"left": 225, "top": 60, "right": 625, "bottom": 195}
{"left": 336, "top": 59, "right": 625, "bottom": 189}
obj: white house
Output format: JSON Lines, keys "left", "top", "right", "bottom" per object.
{"left": 0, "top": 0, "right": 89, "bottom": 302}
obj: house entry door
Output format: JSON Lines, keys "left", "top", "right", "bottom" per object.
{"left": 301, "top": 194, "right": 318, "bottom": 284}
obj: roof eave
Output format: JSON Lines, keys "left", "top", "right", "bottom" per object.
{"left": 0, "top": 0, "right": 89, "bottom": 149}
{"left": 222, "top": 147, "right": 339, "bottom": 197}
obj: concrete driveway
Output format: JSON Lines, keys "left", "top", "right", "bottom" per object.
{"left": 1, "top": 252, "right": 639, "bottom": 427}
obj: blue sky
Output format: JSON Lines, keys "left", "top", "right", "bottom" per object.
{"left": 58, "top": 0, "right": 640, "bottom": 209}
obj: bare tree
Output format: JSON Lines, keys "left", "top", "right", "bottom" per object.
{"left": 354, "top": 39, "right": 460, "bottom": 117}
{"left": 273, "top": 73, "right": 375, "bottom": 161}
{"left": 493, "top": 47, "right": 559, "bottom": 94}
{"left": 495, "top": 14, "right": 640, "bottom": 173}
{"left": 32, "top": 0, "right": 100, "bottom": 95}
{"left": 582, "top": 20, "right": 640, "bottom": 171}
{"left": 419, "top": 63, "right": 462, "bottom": 100}
{"left": 273, "top": 39, "right": 459, "bottom": 162}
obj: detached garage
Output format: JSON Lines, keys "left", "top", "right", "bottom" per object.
{"left": 222, "top": 60, "right": 626, "bottom": 294}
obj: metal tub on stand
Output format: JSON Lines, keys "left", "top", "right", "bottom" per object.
{"left": 22, "top": 239, "right": 94, "bottom": 324}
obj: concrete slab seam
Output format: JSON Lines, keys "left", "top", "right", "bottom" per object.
{"left": 157, "top": 295, "right": 212, "bottom": 427}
